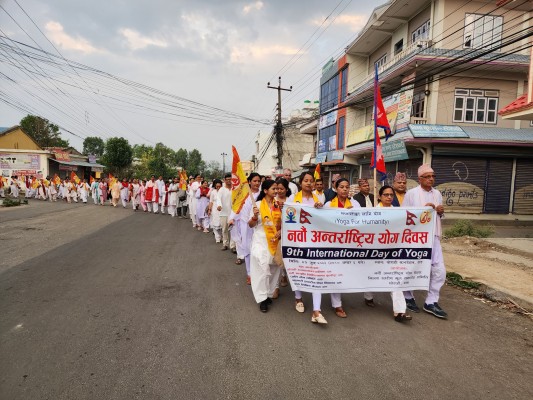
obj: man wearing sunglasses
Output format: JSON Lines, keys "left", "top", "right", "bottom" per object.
{"left": 402, "top": 164, "right": 448, "bottom": 319}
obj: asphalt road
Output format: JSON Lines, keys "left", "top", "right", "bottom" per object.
{"left": 1, "top": 201, "right": 532, "bottom": 400}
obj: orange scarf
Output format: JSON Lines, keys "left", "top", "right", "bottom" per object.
{"left": 259, "top": 198, "right": 281, "bottom": 255}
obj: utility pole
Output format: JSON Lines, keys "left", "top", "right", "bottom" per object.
{"left": 267, "top": 77, "right": 292, "bottom": 173}
{"left": 221, "top": 152, "right": 227, "bottom": 174}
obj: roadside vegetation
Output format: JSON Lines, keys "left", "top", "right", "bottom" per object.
{"left": 444, "top": 220, "right": 494, "bottom": 238}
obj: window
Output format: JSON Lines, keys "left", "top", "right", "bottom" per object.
{"left": 375, "top": 54, "right": 387, "bottom": 70}
{"left": 340, "top": 68, "right": 348, "bottom": 102}
{"left": 463, "top": 13, "right": 502, "bottom": 50}
{"left": 318, "top": 124, "right": 337, "bottom": 153}
{"left": 319, "top": 74, "right": 339, "bottom": 113}
{"left": 412, "top": 20, "right": 430, "bottom": 43}
{"left": 394, "top": 39, "right": 404, "bottom": 55}
{"left": 453, "top": 89, "right": 499, "bottom": 124}
{"left": 337, "top": 117, "right": 345, "bottom": 149}
{"left": 411, "top": 92, "right": 425, "bottom": 118}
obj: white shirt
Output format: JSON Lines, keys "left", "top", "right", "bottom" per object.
{"left": 288, "top": 181, "right": 298, "bottom": 196}
{"left": 216, "top": 186, "right": 232, "bottom": 217}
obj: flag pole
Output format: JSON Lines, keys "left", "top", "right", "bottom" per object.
{"left": 373, "top": 64, "right": 378, "bottom": 207}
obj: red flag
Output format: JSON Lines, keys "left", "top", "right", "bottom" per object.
{"left": 314, "top": 163, "right": 321, "bottom": 180}
{"left": 371, "top": 65, "right": 389, "bottom": 179}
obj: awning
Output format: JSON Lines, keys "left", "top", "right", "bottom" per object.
{"left": 51, "top": 159, "right": 105, "bottom": 168}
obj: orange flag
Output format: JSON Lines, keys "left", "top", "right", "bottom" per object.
{"left": 108, "top": 173, "right": 116, "bottom": 188}
{"left": 89, "top": 176, "right": 95, "bottom": 184}
{"left": 231, "top": 146, "right": 250, "bottom": 214}
{"left": 70, "top": 171, "right": 80, "bottom": 184}
{"left": 314, "top": 163, "right": 321, "bottom": 180}
{"left": 179, "top": 170, "right": 188, "bottom": 190}
{"left": 53, "top": 174, "right": 61, "bottom": 185}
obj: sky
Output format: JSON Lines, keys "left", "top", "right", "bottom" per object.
{"left": 0, "top": 0, "right": 386, "bottom": 163}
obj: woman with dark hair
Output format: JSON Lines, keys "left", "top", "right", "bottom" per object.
{"left": 274, "top": 177, "right": 291, "bottom": 291}
{"left": 208, "top": 179, "right": 223, "bottom": 243}
{"left": 376, "top": 185, "right": 412, "bottom": 322}
{"left": 248, "top": 179, "right": 282, "bottom": 312}
{"left": 195, "top": 180, "right": 211, "bottom": 232}
{"left": 323, "top": 178, "right": 361, "bottom": 320}
{"left": 229, "top": 172, "right": 262, "bottom": 284}
{"left": 287, "top": 171, "right": 325, "bottom": 323}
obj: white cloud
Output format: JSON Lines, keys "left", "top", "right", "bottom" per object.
{"left": 243, "top": 1, "right": 264, "bottom": 15}
{"left": 311, "top": 14, "right": 367, "bottom": 32}
{"left": 119, "top": 28, "right": 168, "bottom": 51}
{"left": 45, "top": 21, "right": 98, "bottom": 54}
{"left": 230, "top": 44, "right": 300, "bottom": 64}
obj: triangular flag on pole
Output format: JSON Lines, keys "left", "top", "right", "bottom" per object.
{"left": 230, "top": 146, "right": 250, "bottom": 214}
{"left": 314, "top": 163, "right": 321, "bottom": 180}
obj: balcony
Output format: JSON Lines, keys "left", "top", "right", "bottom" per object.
{"left": 410, "top": 117, "right": 428, "bottom": 125}
{"left": 345, "top": 42, "right": 530, "bottom": 107}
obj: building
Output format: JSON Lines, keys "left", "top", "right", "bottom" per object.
{"left": 0, "top": 126, "right": 50, "bottom": 181}
{"left": 319, "top": 0, "right": 532, "bottom": 214}
{"left": 254, "top": 102, "right": 317, "bottom": 177}
{"left": 46, "top": 147, "right": 105, "bottom": 180}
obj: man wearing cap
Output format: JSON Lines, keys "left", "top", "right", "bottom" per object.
{"left": 392, "top": 172, "right": 407, "bottom": 206}
{"left": 353, "top": 178, "right": 375, "bottom": 207}
{"left": 403, "top": 164, "right": 448, "bottom": 319}
{"left": 324, "top": 173, "right": 341, "bottom": 203}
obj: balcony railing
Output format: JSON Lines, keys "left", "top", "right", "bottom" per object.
{"left": 410, "top": 117, "right": 428, "bottom": 124}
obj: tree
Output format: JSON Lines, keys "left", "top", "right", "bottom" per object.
{"left": 174, "top": 148, "right": 188, "bottom": 170}
{"left": 20, "top": 115, "right": 69, "bottom": 148}
{"left": 132, "top": 144, "right": 153, "bottom": 160}
{"left": 103, "top": 137, "right": 133, "bottom": 175}
{"left": 204, "top": 160, "right": 223, "bottom": 181}
{"left": 187, "top": 149, "right": 205, "bottom": 176}
{"left": 82, "top": 136, "right": 105, "bottom": 156}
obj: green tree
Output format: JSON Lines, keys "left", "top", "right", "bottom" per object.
{"left": 20, "top": 115, "right": 69, "bottom": 148}
{"left": 188, "top": 149, "right": 205, "bottom": 176}
{"left": 82, "top": 136, "right": 105, "bottom": 156}
{"left": 175, "top": 148, "right": 188, "bottom": 170}
{"left": 204, "top": 160, "right": 223, "bottom": 181}
{"left": 132, "top": 144, "right": 153, "bottom": 159}
{"left": 103, "top": 137, "right": 133, "bottom": 175}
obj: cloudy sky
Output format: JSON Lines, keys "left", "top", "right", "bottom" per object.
{"left": 0, "top": 0, "right": 386, "bottom": 163}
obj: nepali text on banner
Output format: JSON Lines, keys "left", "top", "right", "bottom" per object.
{"left": 281, "top": 205, "right": 436, "bottom": 294}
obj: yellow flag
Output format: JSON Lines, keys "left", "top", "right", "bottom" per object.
{"left": 53, "top": 174, "right": 61, "bottom": 185}
{"left": 180, "top": 170, "right": 188, "bottom": 190}
{"left": 70, "top": 171, "right": 80, "bottom": 184}
{"left": 231, "top": 146, "right": 250, "bottom": 214}
{"left": 314, "top": 163, "right": 321, "bottom": 180}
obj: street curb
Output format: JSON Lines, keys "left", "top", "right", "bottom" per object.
{"left": 476, "top": 283, "right": 533, "bottom": 312}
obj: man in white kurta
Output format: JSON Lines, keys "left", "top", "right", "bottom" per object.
{"left": 156, "top": 176, "right": 166, "bottom": 213}
{"left": 131, "top": 179, "right": 140, "bottom": 211}
{"left": 216, "top": 174, "right": 233, "bottom": 250}
{"left": 145, "top": 176, "right": 159, "bottom": 213}
{"left": 78, "top": 179, "right": 89, "bottom": 203}
{"left": 167, "top": 178, "right": 179, "bottom": 217}
{"left": 188, "top": 175, "right": 201, "bottom": 227}
{"left": 403, "top": 164, "right": 447, "bottom": 319}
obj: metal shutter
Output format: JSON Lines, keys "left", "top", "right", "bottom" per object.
{"left": 432, "top": 156, "right": 487, "bottom": 213}
{"left": 483, "top": 159, "right": 513, "bottom": 214}
{"left": 513, "top": 159, "right": 533, "bottom": 215}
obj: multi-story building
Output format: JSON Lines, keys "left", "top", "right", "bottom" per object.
{"left": 318, "top": 0, "right": 532, "bottom": 214}
{"left": 254, "top": 102, "right": 317, "bottom": 177}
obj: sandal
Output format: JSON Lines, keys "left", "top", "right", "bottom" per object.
{"left": 295, "top": 300, "right": 305, "bottom": 313}
{"left": 394, "top": 313, "right": 413, "bottom": 322}
{"left": 334, "top": 307, "right": 347, "bottom": 318}
{"left": 235, "top": 258, "right": 243, "bottom": 265}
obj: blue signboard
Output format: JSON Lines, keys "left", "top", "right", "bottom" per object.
{"left": 409, "top": 124, "right": 469, "bottom": 138}
{"left": 327, "top": 150, "right": 344, "bottom": 161}
{"left": 315, "top": 153, "right": 327, "bottom": 163}
{"left": 382, "top": 140, "right": 409, "bottom": 161}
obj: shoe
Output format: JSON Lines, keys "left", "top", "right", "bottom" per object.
{"left": 311, "top": 313, "right": 327, "bottom": 324}
{"left": 424, "top": 303, "right": 448, "bottom": 319}
{"left": 265, "top": 297, "right": 272, "bottom": 305}
{"left": 272, "top": 288, "right": 279, "bottom": 299}
{"left": 235, "top": 258, "right": 243, "bottom": 265}
{"left": 334, "top": 307, "right": 347, "bottom": 318}
{"left": 203, "top": 229, "right": 209, "bottom": 233}
{"left": 246, "top": 276, "right": 251, "bottom": 285}
{"left": 405, "top": 298, "right": 420, "bottom": 313}
{"left": 394, "top": 313, "right": 413, "bottom": 322}
{"left": 259, "top": 300, "right": 268, "bottom": 313}
{"left": 221, "top": 246, "right": 228, "bottom": 251}
{"left": 365, "top": 299, "right": 375, "bottom": 307}
{"left": 295, "top": 301, "right": 305, "bottom": 313}
{"left": 280, "top": 275, "right": 288, "bottom": 287}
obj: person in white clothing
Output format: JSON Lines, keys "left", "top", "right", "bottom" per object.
{"left": 188, "top": 175, "right": 201, "bottom": 227}
{"left": 156, "top": 175, "right": 166, "bottom": 213}
{"left": 120, "top": 178, "right": 129, "bottom": 208}
{"left": 131, "top": 179, "right": 141, "bottom": 211}
{"left": 216, "top": 173, "right": 233, "bottom": 250}
{"left": 145, "top": 175, "right": 159, "bottom": 213}
{"left": 208, "top": 179, "right": 223, "bottom": 243}
{"left": 47, "top": 177, "right": 57, "bottom": 202}
{"left": 10, "top": 176, "right": 20, "bottom": 198}
{"left": 167, "top": 177, "right": 179, "bottom": 216}
{"left": 248, "top": 179, "right": 282, "bottom": 313}
{"left": 377, "top": 184, "right": 412, "bottom": 323}
{"left": 77, "top": 179, "right": 89, "bottom": 203}
{"left": 283, "top": 168, "right": 299, "bottom": 195}
{"left": 313, "top": 178, "right": 326, "bottom": 204}
{"left": 403, "top": 164, "right": 448, "bottom": 319}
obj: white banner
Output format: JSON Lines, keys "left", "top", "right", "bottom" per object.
{"left": 281, "top": 205, "right": 435, "bottom": 293}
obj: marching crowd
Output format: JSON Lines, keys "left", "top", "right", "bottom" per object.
{"left": 2, "top": 165, "right": 447, "bottom": 326}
